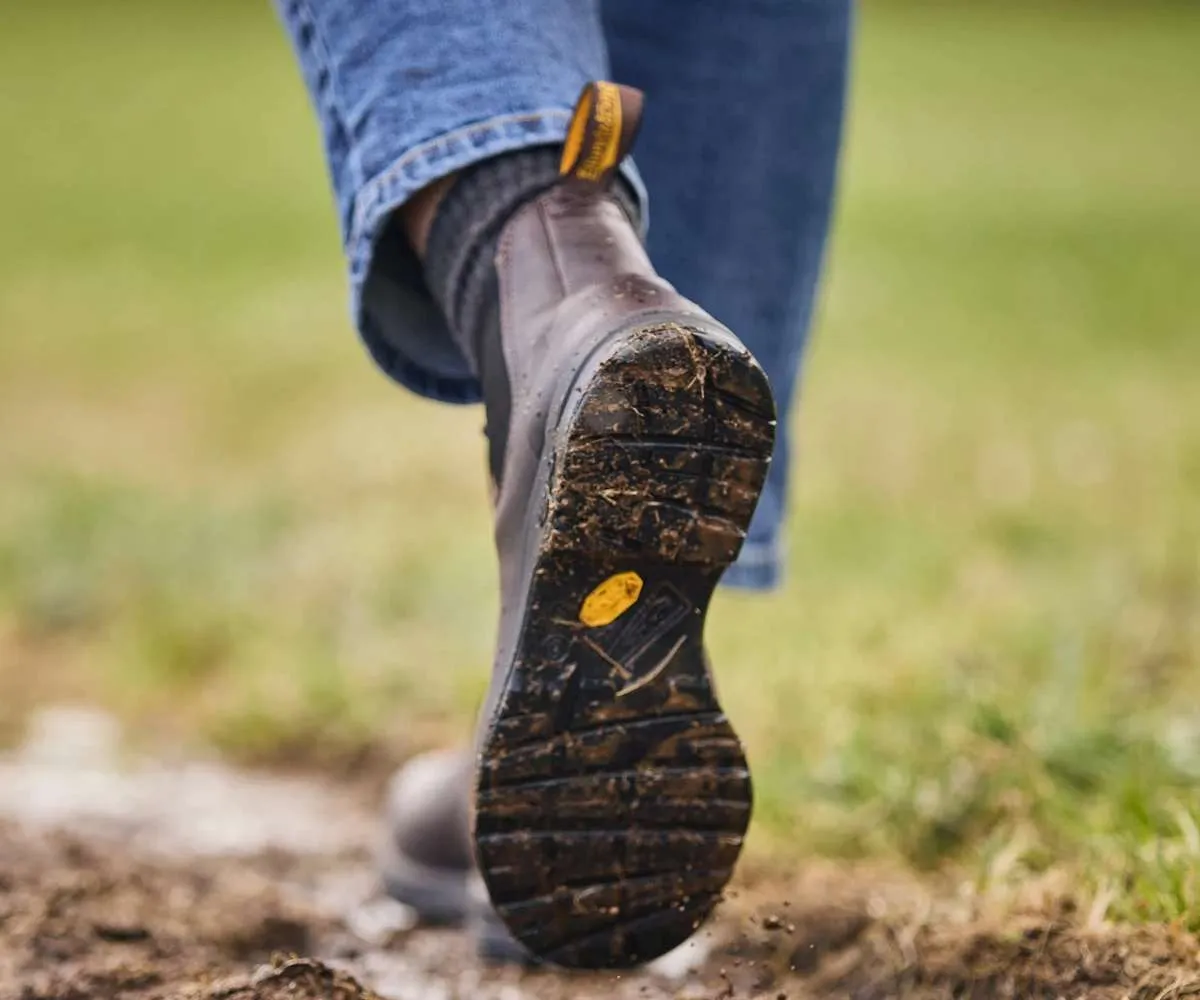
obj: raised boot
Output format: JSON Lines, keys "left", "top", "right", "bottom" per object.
{"left": 472, "top": 83, "right": 777, "bottom": 969}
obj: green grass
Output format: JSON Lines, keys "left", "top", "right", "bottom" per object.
{"left": 2, "top": 1, "right": 1199, "bottom": 925}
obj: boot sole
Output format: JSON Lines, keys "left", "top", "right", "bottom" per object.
{"left": 474, "top": 320, "right": 776, "bottom": 969}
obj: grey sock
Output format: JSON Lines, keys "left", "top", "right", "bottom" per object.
{"left": 423, "top": 146, "right": 641, "bottom": 481}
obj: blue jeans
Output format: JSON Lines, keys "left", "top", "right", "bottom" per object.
{"left": 275, "top": 0, "right": 851, "bottom": 589}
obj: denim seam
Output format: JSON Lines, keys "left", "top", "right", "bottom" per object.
{"left": 291, "top": 0, "right": 365, "bottom": 204}
{"left": 350, "top": 110, "right": 573, "bottom": 240}
{"left": 734, "top": 540, "right": 779, "bottom": 568}
{"left": 722, "top": 554, "right": 780, "bottom": 592}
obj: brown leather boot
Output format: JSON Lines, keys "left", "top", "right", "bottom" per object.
{"left": 472, "top": 83, "right": 776, "bottom": 969}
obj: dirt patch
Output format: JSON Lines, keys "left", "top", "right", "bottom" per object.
{"left": 1, "top": 710, "right": 1197, "bottom": 1000}
{"left": 721, "top": 869, "right": 1200, "bottom": 999}
{"left": 0, "top": 822, "right": 335, "bottom": 999}
{"left": 2, "top": 821, "right": 1199, "bottom": 1000}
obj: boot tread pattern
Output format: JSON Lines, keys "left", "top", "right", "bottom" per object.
{"left": 475, "top": 322, "right": 775, "bottom": 968}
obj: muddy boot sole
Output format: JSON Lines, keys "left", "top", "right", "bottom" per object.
{"left": 474, "top": 319, "right": 775, "bottom": 969}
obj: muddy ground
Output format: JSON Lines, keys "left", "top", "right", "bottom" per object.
{"left": 2, "top": 709, "right": 1199, "bottom": 1000}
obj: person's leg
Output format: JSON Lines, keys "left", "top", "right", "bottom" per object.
{"left": 274, "top": 0, "right": 823, "bottom": 971}
{"left": 272, "top": 3, "right": 632, "bottom": 962}
{"left": 604, "top": 0, "right": 853, "bottom": 590}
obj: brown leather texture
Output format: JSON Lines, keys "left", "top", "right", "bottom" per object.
{"left": 463, "top": 80, "right": 773, "bottom": 969}
{"left": 484, "top": 185, "right": 712, "bottom": 729}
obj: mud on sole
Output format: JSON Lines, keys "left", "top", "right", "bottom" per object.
{"left": 474, "top": 321, "right": 776, "bottom": 969}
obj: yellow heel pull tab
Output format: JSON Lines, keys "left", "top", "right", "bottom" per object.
{"left": 579, "top": 571, "right": 644, "bottom": 628}
{"left": 559, "top": 81, "right": 644, "bottom": 185}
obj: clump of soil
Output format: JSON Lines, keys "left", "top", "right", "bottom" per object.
{"left": 190, "top": 958, "right": 381, "bottom": 1000}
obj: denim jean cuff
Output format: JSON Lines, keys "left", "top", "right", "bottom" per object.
{"left": 721, "top": 541, "right": 781, "bottom": 591}
{"left": 347, "top": 110, "right": 649, "bottom": 405}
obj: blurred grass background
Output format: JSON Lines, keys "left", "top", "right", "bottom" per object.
{"left": 1, "top": 1, "right": 1198, "bottom": 924}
